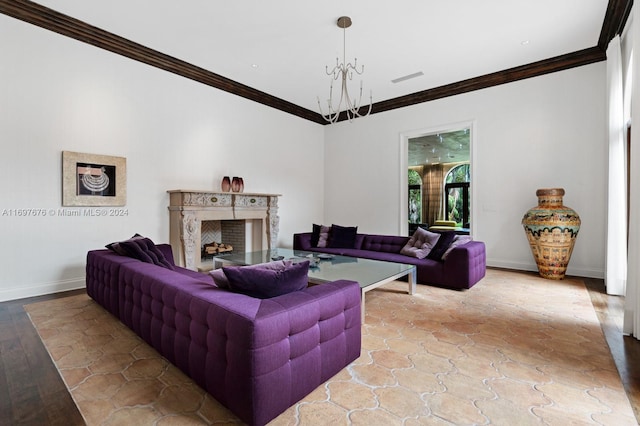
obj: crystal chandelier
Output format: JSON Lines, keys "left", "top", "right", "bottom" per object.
{"left": 317, "top": 16, "right": 372, "bottom": 123}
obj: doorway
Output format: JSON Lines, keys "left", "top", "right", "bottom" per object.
{"left": 401, "top": 123, "right": 473, "bottom": 236}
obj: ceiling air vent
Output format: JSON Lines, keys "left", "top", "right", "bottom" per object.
{"left": 391, "top": 71, "right": 424, "bottom": 84}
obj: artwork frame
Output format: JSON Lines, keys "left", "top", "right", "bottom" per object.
{"left": 62, "top": 151, "right": 127, "bottom": 206}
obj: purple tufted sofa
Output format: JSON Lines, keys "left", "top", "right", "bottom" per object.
{"left": 294, "top": 232, "right": 486, "bottom": 290}
{"left": 86, "top": 244, "right": 361, "bottom": 426}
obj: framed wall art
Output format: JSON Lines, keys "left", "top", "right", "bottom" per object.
{"left": 62, "top": 151, "right": 127, "bottom": 206}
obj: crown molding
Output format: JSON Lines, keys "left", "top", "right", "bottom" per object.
{"left": 370, "top": 46, "right": 606, "bottom": 115}
{"left": 598, "top": 0, "right": 634, "bottom": 50}
{"left": 0, "top": 0, "right": 631, "bottom": 125}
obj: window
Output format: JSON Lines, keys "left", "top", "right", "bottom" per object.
{"left": 445, "top": 164, "right": 470, "bottom": 227}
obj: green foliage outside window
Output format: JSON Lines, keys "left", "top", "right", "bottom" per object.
{"left": 408, "top": 170, "right": 422, "bottom": 223}
{"left": 445, "top": 164, "right": 470, "bottom": 183}
{"left": 408, "top": 169, "right": 422, "bottom": 185}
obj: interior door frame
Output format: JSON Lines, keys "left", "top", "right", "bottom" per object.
{"left": 399, "top": 119, "right": 477, "bottom": 237}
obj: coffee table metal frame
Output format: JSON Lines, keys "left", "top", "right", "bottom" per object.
{"left": 213, "top": 248, "right": 416, "bottom": 322}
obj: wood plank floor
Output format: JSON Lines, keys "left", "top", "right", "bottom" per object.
{"left": 1, "top": 277, "right": 639, "bottom": 425}
{"left": 0, "top": 289, "right": 85, "bottom": 425}
{"left": 583, "top": 277, "right": 640, "bottom": 421}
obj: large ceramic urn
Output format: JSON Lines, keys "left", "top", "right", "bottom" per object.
{"left": 521, "top": 188, "right": 581, "bottom": 280}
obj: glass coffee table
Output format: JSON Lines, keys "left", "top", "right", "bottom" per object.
{"left": 213, "top": 248, "right": 416, "bottom": 322}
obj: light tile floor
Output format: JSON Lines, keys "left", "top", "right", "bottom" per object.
{"left": 25, "top": 269, "right": 637, "bottom": 425}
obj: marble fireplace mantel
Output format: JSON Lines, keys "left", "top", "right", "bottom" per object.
{"left": 167, "top": 190, "right": 280, "bottom": 270}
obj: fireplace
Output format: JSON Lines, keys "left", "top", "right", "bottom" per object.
{"left": 168, "top": 190, "right": 280, "bottom": 271}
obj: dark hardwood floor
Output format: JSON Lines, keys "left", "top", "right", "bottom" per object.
{"left": 0, "top": 289, "right": 85, "bottom": 426}
{"left": 1, "top": 278, "right": 639, "bottom": 425}
{"left": 583, "top": 277, "right": 640, "bottom": 422}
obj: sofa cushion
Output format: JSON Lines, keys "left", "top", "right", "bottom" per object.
{"left": 400, "top": 228, "right": 441, "bottom": 259}
{"left": 441, "top": 235, "right": 472, "bottom": 260}
{"left": 222, "top": 260, "right": 309, "bottom": 299}
{"left": 426, "top": 231, "right": 457, "bottom": 261}
{"left": 328, "top": 224, "right": 358, "bottom": 248}
{"left": 106, "top": 234, "right": 174, "bottom": 270}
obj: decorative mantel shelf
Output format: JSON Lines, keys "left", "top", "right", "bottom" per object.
{"left": 167, "top": 190, "right": 280, "bottom": 271}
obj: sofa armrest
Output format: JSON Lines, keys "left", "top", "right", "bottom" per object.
{"left": 86, "top": 249, "right": 139, "bottom": 317}
{"left": 155, "top": 243, "right": 176, "bottom": 267}
{"left": 293, "top": 232, "right": 313, "bottom": 250}
{"left": 443, "top": 241, "right": 486, "bottom": 289}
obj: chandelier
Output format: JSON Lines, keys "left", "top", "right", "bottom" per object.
{"left": 317, "top": 16, "right": 372, "bottom": 123}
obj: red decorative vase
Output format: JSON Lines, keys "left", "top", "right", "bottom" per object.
{"left": 231, "top": 177, "right": 241, "bottom": 192}
{"left": 221, "top": 176, "right": 231, "bottom": 192}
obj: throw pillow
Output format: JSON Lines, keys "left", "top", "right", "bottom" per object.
{"left": 317, "top": 225, "right": 331, "bottom": 248}
{"left": 210, "top": 260, "right": 293, "bottom": 289}
{"left": 311, "top": 224, "right": 322, "bottom": 247}
{"left": 440, "top": 235, "right": 472, "bottom": 260}
{"left": 328, "top": 224, "right": 358, "bottom": 248}
{"left": 426, "top": 231, "right": 457, "bottom": 261}
{"left": 400, "top": 228, "right": 441, "bottom": 259}
{"left": 106, "top": 234, "right": 174, "bottom": 269}
{"left": 209, "top": 268, "right": 230, "bottom": 288}
{"left": 106, "top": 233, "right": 144, "bottom": 256}
{"left": 222, "top": 260, "right": 309, "bottom": 299}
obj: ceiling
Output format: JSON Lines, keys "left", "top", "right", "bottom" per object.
{"left": 0, "top": 1, "right": 632, "bottom": 124}
{"left": 409, "top": 130, "right": 470, "bottom": 167}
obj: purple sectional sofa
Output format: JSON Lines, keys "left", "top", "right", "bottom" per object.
{"left": 86, "top": 244, "right": 361, "bottom": 426}
{"left": 294, "top": 232, "right": 486, "bottom": 290}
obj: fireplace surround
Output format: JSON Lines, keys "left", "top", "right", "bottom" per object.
{"left": 167, "top": 190, "right": 280, "bottom": 271}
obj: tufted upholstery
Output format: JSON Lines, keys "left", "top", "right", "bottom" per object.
{"left": 86, "top": 249, "right": 138, "bottom": 317}
{"left": 86, "top": 247, "right": 361, "bottom": 426}
{"left": 86, "top": 245, "right": 211, "bottom": 316}
{"left": 293, "top": 232, "right": 486, "bottom": 290}
{"left": 361, "top": 234, "right": 410, "bottom": 253}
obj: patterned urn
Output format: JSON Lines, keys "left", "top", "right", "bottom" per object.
{"left": 521, "top": 188, "right": 581, "bottom": 280}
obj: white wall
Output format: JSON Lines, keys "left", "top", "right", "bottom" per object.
{"left": 0, "top": 15, "right": 609, "bottom": 302}
{"left": 324, "top": 63, "right": 607, "bottom": 278}
{"left": 0, "top": 17, "right": 325, "bottom": 301}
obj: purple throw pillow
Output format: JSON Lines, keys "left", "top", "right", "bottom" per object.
{"left": 441, "top": 235, "right": 472, "bottom": 260}
{"left": 106, "top": 234, "right": 174, "bottom": 270}
{"left": 328, "top": 224, "right": 358, "bottom": 248}
{"left": 222, "top": 260, "right": 309, "bottom": 299}
{"left": 400, "top": 228, "right": 441, "bottom": 259}
{"left": 106, "top": 233, "right": 144, "bottom": 256}
{"left": 210, "top": 260, "right": 293, "bottom": 289}
{"left": 426, "top": 231, "right": 457, "bottom": 261}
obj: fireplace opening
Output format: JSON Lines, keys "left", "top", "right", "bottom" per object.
{"left": 201, "top": 219, "right": 246, "bottom": 260}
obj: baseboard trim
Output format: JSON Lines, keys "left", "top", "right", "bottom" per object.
{"left": 0, "top": 277, "right": 85, "bottom": 302}
{"left": 487, "top": 259, "right": 604, "bottom": 280}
